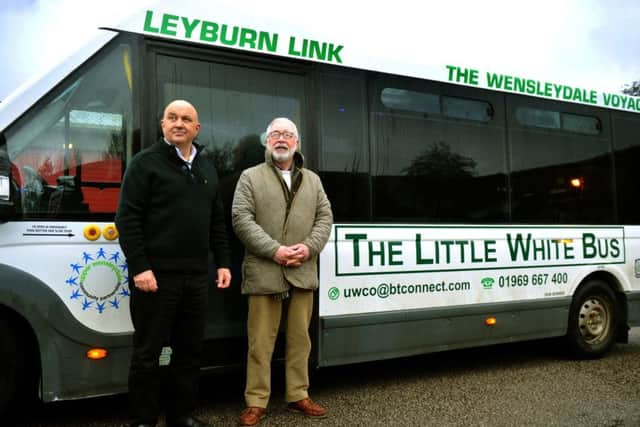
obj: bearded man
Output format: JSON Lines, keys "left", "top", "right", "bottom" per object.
{"left": 231, "top": 117, "right": 333, "bottom": 426}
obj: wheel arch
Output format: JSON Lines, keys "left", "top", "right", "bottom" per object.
{"left": 0, "top": 262, "right": 132, "bottom": 402}
{"left": 0, "top": 304, "right": 42, "bottom": 404}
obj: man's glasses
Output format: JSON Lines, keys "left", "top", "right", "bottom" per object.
{"left": 268, "top": 131, "right": 296, "bottom": 140}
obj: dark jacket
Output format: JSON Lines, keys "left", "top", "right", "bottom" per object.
{"left": 232, "top": 150, "right": 333, "bottom": 295}
{"left": 115, "top": 139, "right": 231, "bottom": 277}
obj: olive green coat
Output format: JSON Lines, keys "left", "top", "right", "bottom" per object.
{"left": 231, "top": 151, "right": 333, "bottom": 295}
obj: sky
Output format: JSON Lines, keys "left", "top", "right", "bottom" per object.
{"left": 0, "top": 0, "right": 639, "bottom": 101}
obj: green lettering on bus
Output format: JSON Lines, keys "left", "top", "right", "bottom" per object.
{"left": 345, "top": 233, "right": 367, "bottom": 267}
{"left": 160, "top": 13, "right": 179, "bottom": 36}
{"left": 181, "top": 17, "right": 200, "bottom": 38}
{"left": 200, "top": 20, "right": 219, "bottom": 42}
{"left": 143, "top": 10, "right": 159, "bottom": 33}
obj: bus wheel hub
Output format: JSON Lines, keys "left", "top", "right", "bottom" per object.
{"left": 578, "top": 298, "right": 609, "bottom": 343}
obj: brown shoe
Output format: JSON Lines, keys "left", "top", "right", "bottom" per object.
{"left": 239, "top": 407, "right": 266, "bottom": 426}
{"left": 287, "top": 397, "right": 327, "bottom": 418}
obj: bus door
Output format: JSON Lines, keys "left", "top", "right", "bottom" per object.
{"left": 150, "top": 43, "right": 309, "bottom": 366}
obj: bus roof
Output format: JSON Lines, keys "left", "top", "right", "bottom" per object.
{"left": 107, "top": 1, "right": 640, "bottom": 115}
{"left": 1, "top": 0, "right": 638, "bottom": 131}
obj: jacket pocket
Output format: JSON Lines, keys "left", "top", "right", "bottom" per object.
{"left": 241, "top": 254, "right": 289, "bottom": 295}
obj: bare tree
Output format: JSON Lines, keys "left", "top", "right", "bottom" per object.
{"left": 402, "top": 141, "right": 476, "bottom": 179}
{"left": 622, "top": 80, "right": 640, "bottom": 96}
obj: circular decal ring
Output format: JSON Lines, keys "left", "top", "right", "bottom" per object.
{"left": 67, "top": 248, "right": 129, "bottom": 314}
{"left": 103, "top": 224, "right": 119, "bottom": 241}
{"left": 83, "top": 224, "right": 101, "bottom": 241}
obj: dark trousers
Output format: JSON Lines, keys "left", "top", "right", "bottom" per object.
{"left": 128, "top": 271, "right": 209, "bottom": 424}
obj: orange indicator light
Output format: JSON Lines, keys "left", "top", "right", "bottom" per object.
{"left": 485, "top": 317, "right": 497, "bottom": 326}
{"left": 86, "top": 348, "right": 108, "bottom": 360}
{"left": 570, "top": 178, "right": 583, "bottom": 188}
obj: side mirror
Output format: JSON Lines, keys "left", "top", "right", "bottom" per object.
{"left": 0, "top": 149, "right": 14, "bottom": 221}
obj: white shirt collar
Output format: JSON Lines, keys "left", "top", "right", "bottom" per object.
{"left": 164, "top": 138, "right": 197, "bottom": 167}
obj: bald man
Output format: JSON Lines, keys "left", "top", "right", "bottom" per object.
{"left": 116, "top": 100, "right": 231, "bottom": 427}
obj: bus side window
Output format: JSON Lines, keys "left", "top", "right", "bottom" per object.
{"left": 612, "top": 113, "right": 640, "bottom": 223}
{"left": 509, "top": 99, "right": 613, "bottom": 224}
{"left": 20, "top": 166, "right": 45, "bottom": 213}
{"left": 2, "top": 39, "right": 135, "bottom": 220}
{"left": 318, "top": 69, "right": 370, "bottom": 222}
{"left": 0, "top": 146, "right": 17, "bottom": 219}
{"left": 371, "top": 78, "right": 508, "bottom": 223}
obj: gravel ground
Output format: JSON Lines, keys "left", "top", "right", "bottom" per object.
{"left": 18, "top": 328, "right": 640, "bottom": 427}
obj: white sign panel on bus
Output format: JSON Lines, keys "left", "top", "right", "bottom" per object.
{"left": 319, "top": 225, "right": 626, "bottom": 317}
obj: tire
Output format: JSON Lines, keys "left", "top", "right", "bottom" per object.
{"left": 0, "top": 316, "right": 24, "bottom": 416}
{"left": 566, "top": 279, "right": 618, "bottom": 359}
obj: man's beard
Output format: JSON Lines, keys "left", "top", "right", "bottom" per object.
{"left": 270, "top": 147, "right": 293, "bottom": 163}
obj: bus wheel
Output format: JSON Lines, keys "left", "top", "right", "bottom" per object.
{"left": 566, "top": 280, "right": 617, "bottom": 359}
{"left": 0, "top": 317, "right": 23, "bottom": 416}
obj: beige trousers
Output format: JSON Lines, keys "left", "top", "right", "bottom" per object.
{"left": 244, "top": 287, "right": 314, "bottom": 408}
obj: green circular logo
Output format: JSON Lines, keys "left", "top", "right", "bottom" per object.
{"left": 328, "top": 287, "right": 340, "bottom": 301}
